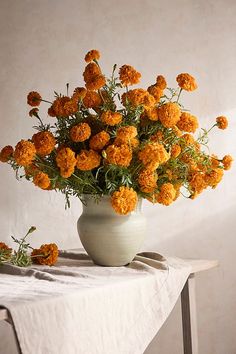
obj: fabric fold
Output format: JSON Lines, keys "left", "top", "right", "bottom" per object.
{"left": 0, "top": 250, "right": 191, "bottom": 354}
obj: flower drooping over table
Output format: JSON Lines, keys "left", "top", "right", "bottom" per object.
{"left": 0, "top": 49, "right": 233, "bottom": 215}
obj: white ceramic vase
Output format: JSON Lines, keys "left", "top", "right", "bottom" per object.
{"left": 77, "top": 195, "right": 147, "bottom": 266}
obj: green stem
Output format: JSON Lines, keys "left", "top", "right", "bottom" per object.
{"left": 40, "top": 99, "right": 53, "bottom": 104}
{"left": 176, "top": 88, "right": 182, "bottom": 103}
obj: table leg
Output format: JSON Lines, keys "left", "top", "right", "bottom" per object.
{"left": 181, "top": 275, "right": 198, "bottom": 354}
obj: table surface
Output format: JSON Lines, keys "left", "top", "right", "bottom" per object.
{"left": 0, "top": 258, "right": 219, "bottom": 323}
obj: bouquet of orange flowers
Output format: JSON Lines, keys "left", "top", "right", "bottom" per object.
{"left": 0, "top": 49, "right": 233, "bottom": 215}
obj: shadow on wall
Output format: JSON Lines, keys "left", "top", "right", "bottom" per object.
{"left": 145, "top": 204, "right": 236, "bottom": 354}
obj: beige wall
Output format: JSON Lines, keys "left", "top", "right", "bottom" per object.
{"left": 0, "top": 0, "right": 236, "bottom": 353}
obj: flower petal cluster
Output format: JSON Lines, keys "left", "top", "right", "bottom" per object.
{"left": 156, "top": 75, "right": 167, "bottom": 89}
{"left": 147, "top": 85, "right": 163, "bottom": 103}
{"left": 31, "top": 243, "right": 58, "bottom": 266}
{"left": 177, "top": 112, "right": 199, "bottom": 133}
{"left": 216, "top": 116, "right": 228, "bottom": 130}
{"left": 222, "top": 155, "right": 233, "bottom": 170}
{"left": 138, "top": 142, "right": 169, "bottom": 170}
{"left": 119, "top": 65, "right": 141, "bottom": 86}
{"left": 70, "top": 123, "right": 91, "bottom": 142}
{"left": 101, "top": 111, "right": 122, "bottom": 126}
{"left": 76, "top": 149, "right": 101, "bottom": 170}
{"left": 49, "top": 96, "right": 78, "bottom": 117}
{"left": 149, "top": 183, "right": 176, "bottom": 205}
{"left": 29, "top": 108, "right": 39, "bottom": 117}
{"left": 138, "top": 169, "right": 157, "bottom": 193}
{"left": 14, "top": 140, "right": 36, "bottom": 166}
{"left": 122, "top": 89, "right": 155, "bottom": 109}
{"left": 111, "top": 187, "right": 138, "bottom": 215}
{"left": 32, "top": 131, "right": 56, "bottom": 156}
{"left": 105, "top": 144, "right": 132, "bottom": 167}
{"left": 157, "top": 102, "right": 181, "bottom": 128}
{"left": 56, "top": 147, "right": 77, "bottom": 178}
{"left": 85, "top": 49, "right": 100, "bottom": 63}
{"left": 33, "top": 172, "right": 51, "bottom": 190}
{"left": 83, "top": 62, "right": 105, "bottom": 90}
{"left": 83, "top": 90, "right": 102, "bottom": 108}
{"left": 72, "top": 87, "right": 87, "bottom": 101}
{"left": 27, "top": 91, "right": 42, "bottom": 106}
{"left": 176, "top": 73, "right": 197, "bottom": 91}
{"left": 89, "top": 131, "right": 110, "bottom": 151}
{"left": 116, "top": 125, "right": 137, "bottom": 143}
{"left": 204, "top": 168, "right": 224, "bottom": 188}
{"left": 0, "top": 145, "right": 14, "bottom": 162}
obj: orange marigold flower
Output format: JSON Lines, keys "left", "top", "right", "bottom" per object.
{"left": 33, "top": 172, "right": 51, "bottom": 190}
{"left": 181, "top": 133, "right": 195, "bottom": 146}
{"left": 48, "top": 106, "right": 56, "bottom": 117}
{"left": 138, "top": 142, "right": 169, "bottom": 170}
{"left": 177, "top": 112, "right": 199, "bottom": 133}
{"left": 63, "top": 99, "right": 78, "bottom": 116}
{"left": 32, "top": 131, "right": 56, "bottom": 156}
{"left": 111, "top": 187, "right": 138, "bottom": 215}
{"left": 222, "top": 155, "right": 233, "bottom": 170}
{"left": 189, "top": 173, "right": 207, "bottom": 194}
{"left": 0, "top": 242, "right": 12, "bottom": 259}
{"left": 216, "top": 116, "right": 228, "bottom": 130}
{"left": 176, "top": 73, "right": 197, "bottom": 91}
{"left": 85, "top": 74, "right": 106, "bottom": 91}
{"left": 147, "top": 84, "right": 163, "bottom": 103}
{"left": 83, "top": 62, "right": 101, "bottom": 83}
{"left": 50, "top": 96, "right": 78, "bottom": 117}
{"left": 27, "top": 91, "right": 42, "bottom": 107}
{"left": 204, "top": 168, "right": 224, "bottom": 188}
{"left": 138, "top": 169, "right": 157, "bottom": 193}
{"left": 156, "top": 75, "right": 167, "bottom": 90}
{"left": 83, "top": 90, "right": 102, "bottom": 108}
{"left": 0, "top": 242, "right": 12, "bottom": 253}
{"left": 70, "top": 123, "right": 91, "bottom": 143}
{"left": 31, "top": 243, "right": 58, "bottom": 266}
{"left": 0, "top": 145, "right": 14, "bottom": 162}
{"left": 101, "top": 110, "right": 122, "bottom": 126}
{"left": 105, "top": 144, "right": 132, "bottom": 167}
{"left": 89, "top": 131, "right": 110, "bottom": 151}
{"left": 149, "top": 183, "right": 176, "bottom": 205}
{"left": 29, "top": 108, "right": 39, "bottom": 117}
{"left": 72, "top": 87, "right": 87, "bottom": 101}
{"left": 76, "top": 149, "right": 101, "bottom": 171}
{"left": 157, "top": 183, "right": 176, "bottom": 205}
{"left": 114, "top": 137, "right": 139, "bottom": 149}
{"left": 14, "top": 140, "right": 36, "bottom": 167}
{"left": 119, "top": 65, "right": 141, "bottom": 86}
{"left": 84, "top": 49, "right": 100, "bottom": 63}
{"left": 171, "top": 144, "right": 181, "bottom": 158}
{"left": 116, "top": 125, "right": 137, "bottom": 143}
{"left": 56, "top": 147, "right": 77, "bottom": 178}
{"left": 210, "top": 155, "right": 220, "bottom": 168}
{"left": 157, "top": 102, "right": 181, "bottom": 128}
{"left": 122, "top": 89, "right": 155, "bottom": 109}
{"left": 145, "top": 107, "right": 159, "bottom": 121}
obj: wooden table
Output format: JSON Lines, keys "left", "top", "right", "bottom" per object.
{"left": 0, "top": 258, "right": 218, "bottom": 354}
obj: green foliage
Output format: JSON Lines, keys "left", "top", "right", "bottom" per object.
{"left": 0, "top": 227, "right": 36, "bottom": 267}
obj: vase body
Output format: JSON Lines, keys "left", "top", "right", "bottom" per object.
{"left": 77, "top": 195, "right": 146, "bottom": 266}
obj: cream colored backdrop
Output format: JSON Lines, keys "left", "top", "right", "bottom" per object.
{"left": 0, "top": 0, "right": 236, "bottom": 353}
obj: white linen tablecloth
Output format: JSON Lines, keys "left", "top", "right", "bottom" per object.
{"left": 0, "top": 250, "right": 191, "bottom": 354}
